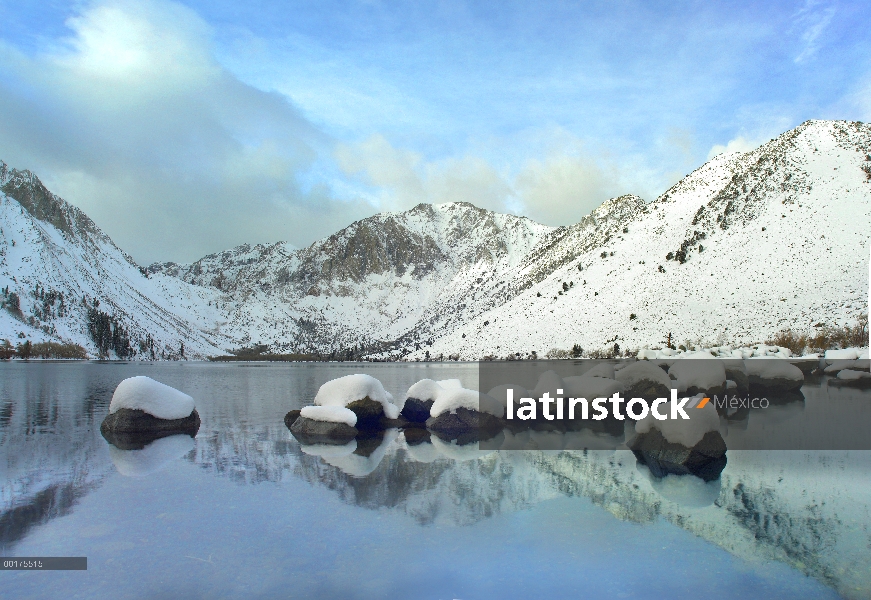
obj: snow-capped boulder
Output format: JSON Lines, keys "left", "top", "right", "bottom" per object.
{"left": 100, "top": 376, "right": 200, "bottom": 438}
{"left": 668, "top": 355, "right": 726, "bottom": 397}
{"left": 828, "top": 369, "right": 871, "bottom": 389}
{"left": 290, "top": 406, "right": 358, "bottom": 445}
{"left": 824, "top": 359, "right": 870, "bottom": 374}
{"left": 313, "top": 374, "right": 401, "bottom": 428}
{"left": 615, "top": 361, "right": 672, "bottom": 400}
{"left": 825, "top": 348, "right": 860, "bottom": 362}
{"left": 426, "top": 388, "right": 503, "bottom": 444}
{"left": 745, "top": 359, "right": 805, "bottom": 392}
{"left": 630, "top": 398, "right": 725, "bottom": 481}
{"left": 401, "top": 379, "right": 444, "bottom": 423}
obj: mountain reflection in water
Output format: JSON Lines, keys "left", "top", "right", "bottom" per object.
{"left": 1, "top": 362, "right": 869, "bottom": 599}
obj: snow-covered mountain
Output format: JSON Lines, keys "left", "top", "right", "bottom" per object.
{"left": 2, "top": 119, "right": 869, "bottom": 358}
{"left": 0, "top": 163, "right": 234, "bottom": 358}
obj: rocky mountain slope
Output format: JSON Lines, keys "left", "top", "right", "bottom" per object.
{"left": 0, "top": 163, "right": 233, "bottom": 358}
{"left": 1, "top": 119, "right": 869, "bottom": 358}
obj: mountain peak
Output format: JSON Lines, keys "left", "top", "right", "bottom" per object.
{"left": 0, "top": 160, "right": 102, "bottom": 241}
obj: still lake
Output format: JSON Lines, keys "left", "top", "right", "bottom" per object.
{"left": 1, "top": 361, "right": 869, "bottom": 599}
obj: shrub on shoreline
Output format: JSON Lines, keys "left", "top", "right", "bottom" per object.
{"left": 0, "top": 340, "right": 89, "bottom": 359}
{"left": 767, "top": 315, "right": 868, "bottom": 355}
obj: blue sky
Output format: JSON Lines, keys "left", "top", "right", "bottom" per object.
{"left": 1, "top": 0, "right": 869, "bottom": 263}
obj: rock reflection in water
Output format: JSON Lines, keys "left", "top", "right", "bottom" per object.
{"left": 108, "top": 434, "right": 195, "bottom": 477}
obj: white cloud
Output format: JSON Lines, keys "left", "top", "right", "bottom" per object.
{"left": 793, "top": 0, "right": 836, "bottom": 64}
{"left": 334, "top": 133, "right": 625, "bottom": 225}
{"left": 0, "top": 0, "right": 374, "bottom": 264}
{"left": 706, "top": 136, "right": 762, "bottom": 160}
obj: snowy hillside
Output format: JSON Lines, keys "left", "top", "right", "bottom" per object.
{"left": 149, "top": 201, "right": 556, "bottom": 354}
{"left": 420, "top": 119, "right": 870, "bottom": 358}
{"left": 0, "top": 163, "right": 235, "bottom": 358}
{"left": 2, "top": 119, "right": 869, "bottom": 359}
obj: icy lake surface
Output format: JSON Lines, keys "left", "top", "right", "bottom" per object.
{"left": 1, "top": 362, "right": 869, "bottom": 599}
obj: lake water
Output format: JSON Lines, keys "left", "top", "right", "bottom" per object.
{"left": 1, "top": 362, "right": 869, "bottom": 599}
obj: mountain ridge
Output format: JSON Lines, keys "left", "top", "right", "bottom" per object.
{"left": 1, "top": 119, "right": 868, "bottom": 358}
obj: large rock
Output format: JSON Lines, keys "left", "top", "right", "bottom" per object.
{"left": 629, "top": 428, "right": 727, "bottom": 482}
{"left": 346, "top": 397, "right": 387, "bottom": 428}
{"left": 668, "top": 356, "right": 727, "bottom": 398}
{"left": 828, "top": 369, "right": 871, "bottom": 389}
{"left": 401, "top": 397, "right": 434, "bottom": 423}
{"left": 101, "top": 408, "right": 200, "bottom": 436}
{"left": 615, "top": 361, "right": 672, "bottom": 400}
{"left": 426, "top": 408, "right": 503, "bottom": 445}
{"left": 745, "top": 360, "right": 804, "bottom": 393}
{"left": 290, "top": 415, "right": 357, "bottom": 445}
{"left": 284, "top": 409, "right": 302, "bottom": 428}
{"left": 401, "top": 379, "right": 445, "bottom": 423}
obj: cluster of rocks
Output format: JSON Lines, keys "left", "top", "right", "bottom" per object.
{"left": 286, "top": 363, "right": 734, "bottom": 481}
{"left": 818, "top": 349, "right": 871, "bottom": 388}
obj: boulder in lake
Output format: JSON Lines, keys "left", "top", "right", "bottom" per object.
{"left": 402, "top": 397, "right": 435, "bottom": 423}
{"left": 615, "top": 361, "right": 672, "bottom": 400}
{"left": 828, "top": 369, "right": 871, "bottom": 389}
{"left": 313, "top": 374, "right": 401, "bottom": 429}
{"left": 101, "top": 409, "right": 200, "bottom": 438}
{"left": 101, "top": 376, "right": 200, "bottom": 437}
{"left": 284, "top": 409, "right": 302, "bottom": 429}
{"left": 426, "top": 408, "right": 503, "bottom": 445}
{"left": 402, "top": 379, "right": 446, "bottom": 423}
{"left": 745, "top": 360, "right": 804, "bottom": 393}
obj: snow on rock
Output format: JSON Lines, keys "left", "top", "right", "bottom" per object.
{"left": 531, "top": 370, "right": 567, "bottom": 396}
{"left": 299, "top": 405, "right": 357, "bottom": 427}
{"left": 635, "top": 395, "right": 721, "bottom": 447}
{"left": 313, "top": 374, "right": 400, "bottom": 419}
{"left": 825, "top": 348, "right": 860, "bottom": 362}
{"left": 404, "top": 379, "right": 444, "bottom": 402}
{"left": 744, "top": 359, "right": 805, "bottom": 381}
{"left": 668, "top": 358, "right": 726, "bottom": 394}
{"left": 108, "top": 376, "right": 195, "bottom": 420}
{"left": 108, "top": 434, "right": 195, "bottom": 477}
{"left": 615, "top": 361, "right": 673, "bottom": 391}
{"left": 824, "top": 359, "right": 861, "bottom": 374}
